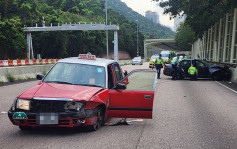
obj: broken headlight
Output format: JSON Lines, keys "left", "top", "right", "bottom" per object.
{"left": 16, "top": 99, "right": 30, "bottom": 111}
{"left": 64, "top": 101, "right": 83, "bottom": 111}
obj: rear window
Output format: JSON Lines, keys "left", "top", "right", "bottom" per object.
{"left": 161, "top": 54, "right": 169, "bottom": 57}
{"left": 133, "top": 57, "right": 141, "bottom": 60}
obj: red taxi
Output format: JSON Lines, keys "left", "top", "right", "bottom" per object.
{"left": 8, "top": 54, "right": 156, "bottom": 131}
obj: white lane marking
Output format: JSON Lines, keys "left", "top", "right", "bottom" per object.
{"left": 216, "top": 81, "right": 237, "bottom": 94}
{"left": 1, "top": 111, "right": 7, "bottom": 114}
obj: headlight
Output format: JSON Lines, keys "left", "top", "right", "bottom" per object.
{"left": 16, "top": 99, "right": 30, "bottom": 111}
{"left": 64, "top": 101, "right": 83, "bottom": 111}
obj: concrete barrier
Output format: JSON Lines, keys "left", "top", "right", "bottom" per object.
{"left": 0, "top": 60, "right": 132, "bottom": 83}
{"left": 0, "top": 65, "right": 53, "bottom": 82}
{"left": 118, "top": 60, "right": 132, "bottom": 66}
{"left": 231, "top": 67, "right": 237, "bottom": 83}
{"left": 0, "top": 60, "right": 3, "bottom": 67}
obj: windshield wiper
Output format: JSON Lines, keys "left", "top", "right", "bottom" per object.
{"left": 44, "top": 81, "right": 73, "bottom": 85}
{"left": 78, "top": 84, "right": 104, "bottom": 88}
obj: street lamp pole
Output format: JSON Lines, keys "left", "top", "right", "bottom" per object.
{"left": 105, "top": 0, "right": 109, "bottom": 58}
{"left": 136, "top": 14, "right": 139, "bottom": 56}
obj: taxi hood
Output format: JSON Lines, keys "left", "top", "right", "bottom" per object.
{"left": 19, "top": 83, "right": 103, "bottom": 101}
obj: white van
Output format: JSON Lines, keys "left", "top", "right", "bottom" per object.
{"left": 160, "top": 51, "right": 171, "bottom": 63}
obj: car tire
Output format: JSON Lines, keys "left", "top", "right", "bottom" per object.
{"left": 178, "top": 74, "right": 184, "bottom": 80}
{"left": 212, "top": 71, "right": 223, "bottom": 81}
{"left": 19, "top": 126, "right": 31, "bottom": 131}
{"left": 85, "top": 108, "right": 104, "bottom": 132}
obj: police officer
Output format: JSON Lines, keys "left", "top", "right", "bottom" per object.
{"left": 171, "top": 54, "right": 180, "bottom": 80}
{"left": 195, "top": 54, "right": 200, "bottom": 59}
{"left": 155, "top": 54, "right": 164, "bottom": 79}
{"left": 188, "top": 62, "right": 198, "bottom": 81}
{"left": 184, "top": 55, "right": 187, "bottom": 60}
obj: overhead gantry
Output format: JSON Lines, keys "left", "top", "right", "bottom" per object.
{"left": 24, "top": 23, "right": 119, "bottom": 61}
{"left": 144, "top": 39, "right": 191, "bottom": 61}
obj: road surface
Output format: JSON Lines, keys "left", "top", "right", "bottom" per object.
{"left": 0, "top": 62, "right": 236, "bottom": 149}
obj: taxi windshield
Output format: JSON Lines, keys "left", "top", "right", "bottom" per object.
{"left": 43, "top": 62, "right": 106, "bottom": 88}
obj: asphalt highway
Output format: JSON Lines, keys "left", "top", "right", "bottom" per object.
{"left": 0, "top": 62, "right": 237, "bottom": 149}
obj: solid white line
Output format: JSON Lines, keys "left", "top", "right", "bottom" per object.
{"left": 216, "top": 81, "right": 237, "bottom": 94}
{"left": 1, "top": 111, "right": 7, "bottom": 114}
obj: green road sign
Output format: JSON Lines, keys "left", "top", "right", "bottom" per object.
{"left": 13, "top": 112, "right": 28, "bottom": 119}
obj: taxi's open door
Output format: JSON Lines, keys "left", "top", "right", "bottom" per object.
{"left": 108, "top": 69, "right": 157, "bottom": 119}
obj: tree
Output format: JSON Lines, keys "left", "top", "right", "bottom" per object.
{"left": 0, "top": 0, "right": 149, "bottom": 59}
{"left": 175, "top": 23, "right": 195, "bottom": 46}
{"left": 153, "top": 0, "right": 237, "bottom": 37}
{"left": 0, "top": 17, "right": 25, "bottom": 59}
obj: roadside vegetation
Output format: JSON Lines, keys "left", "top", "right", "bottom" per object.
{"left": 154, "top": 0, "right": 237, "bottom": 47}
{"left": 107, "top": 0, "right": 175, "bottom": 39}
{"left": 5, "top": 72, "right": 16, "bottom": 82}
{"left": 42, "top": 71, "right": 47, "bottom": 76}
{"left": 5, "top": 72, "right": 35, "bottom": 83}
{"left": 0, "top": 79, "right": 3, "bottom": 85}
{"left": 0, "top": 0, "right": 137, "bottom": 59}
{"left": 0, "top": 0, "right": 174, "bottom": 60}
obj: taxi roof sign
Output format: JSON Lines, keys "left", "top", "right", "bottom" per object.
{"left": 78, "top": 54, "right": 96, "bottom": 60}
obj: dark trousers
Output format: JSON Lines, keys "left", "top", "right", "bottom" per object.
{"left": 172, "top": 64, "right": 178, "bottom": 80}
{"left": 156, "top": 64, "right": 162, "bottom": 78}
{"left": 190, "top": 74, "right": 197, "bottom": 81}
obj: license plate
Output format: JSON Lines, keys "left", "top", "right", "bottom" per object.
{"left": 36, "top": 113, "right": 59, "bottom": 125}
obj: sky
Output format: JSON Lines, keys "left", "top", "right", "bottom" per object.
{"left": 120, "top": 0, "right": 174, "bottom": 29}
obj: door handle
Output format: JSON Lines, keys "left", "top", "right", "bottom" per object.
{"left": 144, "top": 95, "right": 152, "bottom": 99}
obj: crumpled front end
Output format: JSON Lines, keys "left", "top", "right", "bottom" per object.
{"left": 8, "top": 98, "right": 98, "bottom": 127}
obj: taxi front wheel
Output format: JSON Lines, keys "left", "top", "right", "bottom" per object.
{"left": 85, "top": 108, "right": 104, "bottom": 132}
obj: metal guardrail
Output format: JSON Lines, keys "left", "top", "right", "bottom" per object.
{"left": 207, "top": 61, "right": 237, "bottom": 68}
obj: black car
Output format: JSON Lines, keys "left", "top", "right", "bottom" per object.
{"left": 163, "top": 59, "right": 231, "bottom": 81}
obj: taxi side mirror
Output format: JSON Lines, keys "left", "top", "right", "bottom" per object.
{"left": 114, "top": 83, "right": 126, "bottom": 90}
{"left": 36, "top": 74, "right": 44, "bottom": 80}
{"left": 124, "top": 70, "right": 128, "bottom": 76}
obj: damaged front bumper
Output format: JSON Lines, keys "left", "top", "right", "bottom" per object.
{"left": 8, "top": 109, "right": 98, "bottom": 128}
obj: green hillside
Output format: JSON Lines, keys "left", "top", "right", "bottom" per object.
{"left": 0, "top": 0, "right": 173, "bottom": 59}
{"left": 106, "top": 0, "right": 175, "bottom": 39}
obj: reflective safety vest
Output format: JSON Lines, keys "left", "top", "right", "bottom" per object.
{"left": 170, "top": 51, "right": 176, "bottom": 58}
{"left": 188, "top": 66, "right": 198, "bottom": 75}
{"left": 171, "top": 57, "right": 178, "bottom": 65}
{"left": 155, "top": 57, "right": 164, "bottom": 65}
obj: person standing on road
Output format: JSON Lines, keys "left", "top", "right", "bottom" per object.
{"left": 195, "top": 54, "right": 200, "bottom": 59}
{"left": 155, "top": 54, "right": 164, "bottom": 79}
{"left": 184, "top": 55, "right": 187, "bottom": 60}
{"left": 171, "top": 54, "right": 180, "bottom": 80}
{"left": 188, "top": 62, "right": 198, "bottom": 81}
